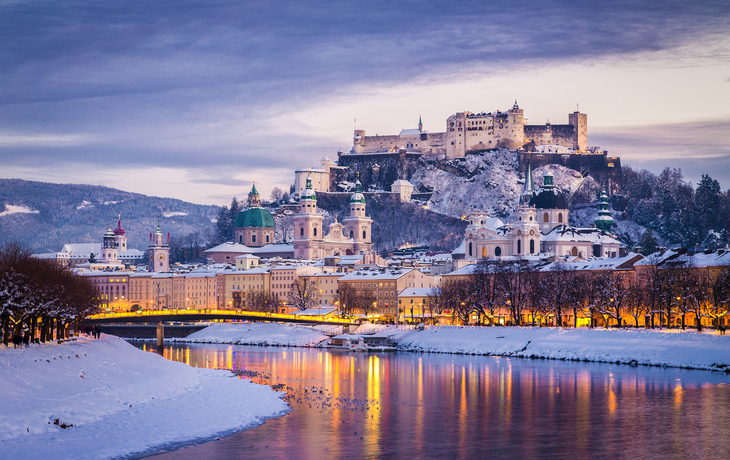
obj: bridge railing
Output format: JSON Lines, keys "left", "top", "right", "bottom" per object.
{"left": 87, "top": 309, "right": 357, "bottom": 325}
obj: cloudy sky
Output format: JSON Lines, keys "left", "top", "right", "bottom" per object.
{"left": 1, "top": 0, "right": 728, "bottom": 205}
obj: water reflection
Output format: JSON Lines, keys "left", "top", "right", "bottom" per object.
{"left": 136, "top": 342, "right": 730, "bottom": 460}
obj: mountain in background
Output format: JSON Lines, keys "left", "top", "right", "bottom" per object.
{"left": 0, "top": 179, "right": 219, "bottom": 252}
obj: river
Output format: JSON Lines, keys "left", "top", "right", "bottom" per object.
{"left": 135, "top": 342, "right": 730, "bottom": 460}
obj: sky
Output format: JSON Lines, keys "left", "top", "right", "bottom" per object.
{"left": 1, "top": 0, "right": 729, "bottom": 206}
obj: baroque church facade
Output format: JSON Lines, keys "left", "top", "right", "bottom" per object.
{"left": 465, "top": 166, "right": 620, "bottom": 261}
{"left": 293, "top": 174, "right": 373, "bottom": 259}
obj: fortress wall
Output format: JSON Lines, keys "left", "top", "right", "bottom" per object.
{"left": 359, "top": 132, "right": 447, "bottom": 155}
{"left": 519, "top": 152, "right": 621, "bottom": 186}
{"left": 524, "top": 124, "right": 577, "bottom": 149}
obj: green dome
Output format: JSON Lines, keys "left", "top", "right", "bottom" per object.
{"left": 234, "top": 207, "right": 275, "bottom": 229}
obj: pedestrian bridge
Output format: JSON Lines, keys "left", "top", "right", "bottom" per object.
{"left": 85, "top": 309, "right": 358, "bottom": 326}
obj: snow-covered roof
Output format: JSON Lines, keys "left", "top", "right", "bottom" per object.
{"left": 451, "top": 239, "right": 466, "bottom": 256}
{"left": 392, "top": 179, "right": 413, "bottom": 187}
{"left": 203, "top": 242, "right": 294, "bottom": 255}
{"left": 399, "top": 287, "right": 434, "bottom": 297}
{"left": 398, "top": 129, "right": 430, "bottom": 136}
{"left": 542, "top": 226, "right": 620, "bottom": 244}
{"left": 234, "top": 254, "right": 260, "bottom": 260}
{"left": 339, "top": 268, "right": 415, "bottom": 281}
{"left": 295, "top": 168, "right": 326, "bottom": 173}
{"left": 540, "top": 253, "right": 642, "bottom": 272}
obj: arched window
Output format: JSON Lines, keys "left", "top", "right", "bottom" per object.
{"left": 313, "top": 227, "right": 317, "bottom": 236}
{"left": 300, "top": 228, "right": 304, "bottom": 236}
{"left": 495, "top": 246, "right": 502, "bottom": 257}
{"left": 482, "top": 247, "right": 487, "bottom": 258}
{"left": 530, "top": 239, "right": 535, "bottom": 254}
{"left": 349, "top": 230, "right": 354, "bottom": 238}
{"left": 252, "top": 234, "right": 256, "bottom": 243}
{"left": 558, "top": 213, "right": 563, "bottom": 223}
{"left": 543, "top": 213, "right": 549, "bottom": 223}
{"left": 571, "top": 246, "right": 578, "bottom": 256}
{"left": 363, "top": 230, "right": 367, "bottom": 239}
{"left": 469, "top": 242, "right": 473, "bottom": 257}
{"left": 517, "top": 240, "right": 521, "bottom": 254}
{"left": 266, "top": 235, "right": 270, "bottom": 243}
{"left": 239, "top": 235, "right": 243, "bottom": 243}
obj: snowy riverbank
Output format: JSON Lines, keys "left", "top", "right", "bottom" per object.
{"left": 396, "top": 326, "right": 730, "bottom": 372}
{"left": 0, "top": 335, "right": 289, "bottom": 460}
{"left": 174, "top": 322, "right": 331, "bottom": 347}
{"left": 170, "top": 322, "right": 730, "bottom": 372}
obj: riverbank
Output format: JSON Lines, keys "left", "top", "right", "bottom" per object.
{"left": 0, "top": 335, "right": 289, "bottom": 460}
{"left": 174, "top": 322, "right": 332, "bottom": 347}
{"left": 174, "top": 322, "right": 730, "bottom": 372}
{"left": 397, "top": 326, "right": 730, "bottom": 372}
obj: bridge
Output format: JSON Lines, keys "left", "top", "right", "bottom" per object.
{"left": 85, "top": 309, "right": 358, "bottom": 326}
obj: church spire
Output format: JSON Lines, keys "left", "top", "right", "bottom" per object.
{"left": 248, "top": 180, "right": 261, "bottom": 207}
{"left": 521, "top": 160, "right": 534, "bottom": 205}
{"left": 418, "top": 115, "right": 423, "bottom": 133}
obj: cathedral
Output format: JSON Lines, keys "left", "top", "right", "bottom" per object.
{"left": 464, "top": 166, "right": 620, "bottom": 260}
{"left": 293, "top": 174, "right": 373, "bottom": 259}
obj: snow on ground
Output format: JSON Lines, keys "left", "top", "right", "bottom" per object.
{"left": 176, "top": 322, "right": 329, "bottom": 347}
{"left": 397, "top": 327, "right": 730, "bottom": 372}
{"left": 0, "top": 204, "right": 40, "bottom": 217}
{"left": 163, "top": 211, "right": 188, "bottom": 217}
{"left": 0, "top": 335, "right": 289, "bottom": 460}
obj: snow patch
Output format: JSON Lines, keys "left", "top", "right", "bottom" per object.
{"left": 0, "top": 205, "right": 40, "bottom": 217}
{"left": 163, "top": 212, "right": 188, "bottom": 217}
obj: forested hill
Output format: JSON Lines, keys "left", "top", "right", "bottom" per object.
{"left": 0, "top": 179, "right": 218, "bottom": 252}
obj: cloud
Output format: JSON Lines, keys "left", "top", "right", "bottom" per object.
{"left": 592, "top": 118, "right": 730, "bottom": 188}
{"left": 0, "top": 0, "right": 728, "bottom": 203}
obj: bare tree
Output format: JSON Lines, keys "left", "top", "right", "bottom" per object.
{"left": 596, "top": 271, "right": 630, "bottom": 327}
{"left": 289, "top": 276, "right": 318, "bottom": 311}
{"left": 707, "top": 267, "right": 730, "bottom": 331}
{"left": 495, "top": 261, "right": 533, "bottom": 326}
{"left": 270, "top": 187, "right": 284, "bottom": 202}
{"left": 338, "top": 283, "right": 356, "bottom": 318}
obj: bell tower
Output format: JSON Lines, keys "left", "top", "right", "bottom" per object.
{"left": 148, "top": 220, "right": 170, "bottom": 272}
{"left": 343, "top": 176, "right": 373, "bottom": 253}
{"left": 101, "top": 225, "right": 119, "bottom": 263}
{"left": 293, "top": 173, "right": 324, "bottom": 259}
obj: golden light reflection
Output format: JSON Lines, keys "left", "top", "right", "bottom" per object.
{"left": 365, "top": 355, "right": 381, "bottom": 457}
{"left": 674, "top": 379, "right": 683, "bottom": 409}
{"left": 608, "top": 373, "right": 617, "bottom": 415}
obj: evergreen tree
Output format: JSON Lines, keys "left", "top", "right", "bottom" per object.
{"left": 695, "top": 174, "right": 722, "bottom": 239}
{"left": 638, "top": 229, "right": 659, "bottom": 255}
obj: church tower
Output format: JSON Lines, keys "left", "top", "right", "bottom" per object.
{"left": 234, "top": 181, "right": 275, "bottom": 247}
{"left": 343, "top": 176, "right": 373, "bottom": 254}
{"left": 148, "top": 220, "right": 170, "bottom": 272}
{"left": 594, "top": 190, "right": 614, "bottom": 233}
{"left": 113, "top": 215, "right": 127, "bottom": 252}
{"left": 293, "top": 174, "right": 324, "bottom": 259}
{"left": 101, "top": 225, "right": 119, "bottom": 263}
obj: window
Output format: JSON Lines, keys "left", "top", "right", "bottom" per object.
{"left": 350, "top": 230, "right": 354, "bottom": 238}
{"left": 558, "top": 213, "right": 563, "bottom": 223}
{"left": 239, "top": 235, "right": 243, "bottom": 243}
{"left": 300, "top": 228, "right": 304, "bottom": 236}
{"left": 543, "top": 213, "right": 549, "bottom": 223}
{"left": 314, "top": 227, "right": 318, "bottom": 236}
{"left": 495, "top": 246, "right": 502, "bottom": 256}
{"left": 482, "top": 247, "right": 487, "bottom": 258}
{"left": 530, "top": 239, "right": 535, "bottom": 254}
{"left": 252, "top": 234, "right": 256, "bottom": 243}
{"left": 469, "top": 242, "right": 473, "bottom": 257}
{"left": 517, "top": 240, "right": 521, "bottom": 254}
{"left": 266, "top": 235, "right": 270, "bottom": 243}
{"left": 363, "top": 230, "right": 366, "bottom": 239}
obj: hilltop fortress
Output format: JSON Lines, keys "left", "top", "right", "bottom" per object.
{"left": 352, "top": 101, "right": 587, "bottom": 159}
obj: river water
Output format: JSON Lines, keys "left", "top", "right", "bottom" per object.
{"left": 136, "top": 342, "right": 730, "bottom": 460}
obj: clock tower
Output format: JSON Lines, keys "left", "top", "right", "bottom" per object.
{"left": 148, "top": 220, "right": 170, "bottom": 272}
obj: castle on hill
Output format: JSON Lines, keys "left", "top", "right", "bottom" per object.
{"left": 352, "top": 101, "right": 587, "bottom": 159}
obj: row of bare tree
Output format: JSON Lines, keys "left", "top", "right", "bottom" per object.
{"left": 428, "top": 260, "right": 730, "bottom": 330}
{"left": 0, "top": 243, "right": 98, "bottom": 345}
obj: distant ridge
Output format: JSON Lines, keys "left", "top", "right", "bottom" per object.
{"left": 0, "top": 179, "right": 218, "bottom": 252}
